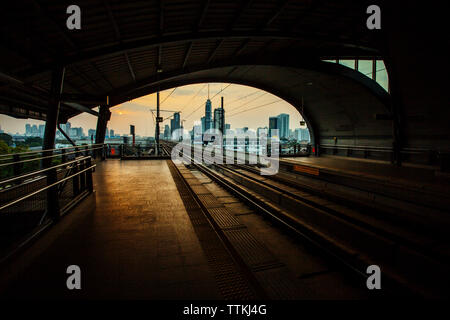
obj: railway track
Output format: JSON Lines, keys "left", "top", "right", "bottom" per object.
{"left": 162, "top": 141, "right": 450, "bottom": 298}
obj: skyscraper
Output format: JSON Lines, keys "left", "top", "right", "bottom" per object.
{"left": 277, "top": 113, "right": 289, "bottom": 139}
{"left": 213, "top": 96, "right": 225, "bottom": 134}
{"left": 174, "top": 112, "right": 180, "bottom": 130}
{"left": 269, "top": 117, "right": 278, "bottom": 137}
{"left": 66, "top": 122, "right": 72, "bottom": 137}
{"left": 201, "top": 116, "right": 206, "bottom": 133}
{"left": 164, "top": 125, "right": 170, "bottom": 139}
{"left": 205, "top": 99, "right": 212, "bottom": 131}
{"left": 31, "top": 124, "right": 38, "bottom": 136}
{"left": 25, "top": 124, "right": 31, "bottom": 136}
{"left": 39, "top": 125, "right": 45, "bottom": 138}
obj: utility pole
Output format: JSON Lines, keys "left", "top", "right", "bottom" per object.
{"left": 156, "top": 91, "right": 160, "bottom": 156}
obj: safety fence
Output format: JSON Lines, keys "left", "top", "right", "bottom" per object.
{"left": 0, "top": 144, "right": 102, "bottom": 261}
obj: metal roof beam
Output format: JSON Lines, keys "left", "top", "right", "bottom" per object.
{"left": 207, "top": 39, "right": 224, "bottom": 64}
{"left": 182, "top": 42, "right": 193, "bottom": 69}
{"left": 263, "top": 0, "right": 290, "bottom": 28}
{"left": 197, "top": 0, "right": 211, "bottom": 30}
{"left": 16, "top": 31, "right": 380, "bottom": 78}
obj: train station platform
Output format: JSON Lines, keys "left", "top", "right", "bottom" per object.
{"left": 0, "top": 160, "right": 221, "bottom": 299}
{"left": 281, "top": 155, "right": 450, "bottom": 197}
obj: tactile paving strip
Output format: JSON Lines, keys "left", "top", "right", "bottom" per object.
{"left": 189, "top": 184, "right": 211, "bottom": 195}
{"left": 207, "top": 207, "right": 245, "bottom": 230}
{"left": 223, "top": 228, "right": 284, "bottom": 271}
{"left": 167, "top": 160, "right": 259, "bottom": 300}
{"left": 197, "top": 194, "right": 223, "bottom": 208}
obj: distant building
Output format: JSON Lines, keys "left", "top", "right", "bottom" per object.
{"left": 269, "top": 117, "right": 279, "bottom": 137}
{"left": 257, "top": 127, "right": 268, "bottom": 137}
{"left": 295, "top": 128, "right": 310, "bottom": 142}
{"left": 278, "top": 113, "right": 289, "bottom": 139}
{"left": 213, "top": 107, "right": 225, "bottom": 134}
{"left": 31, "top": 124, "right": 38, "bottom": 136}
{"left": 88, "top": 129, "right": 96, "bottom": 139}
{"left": 201, "top": 116, "right": 206, "bottom": 133}
{"left": 25, "top": 124, "right": 31, "bottom": 136}
{"left": 163, "top": 125, "right": 170, "bottom": 139}
{"left": 109, "top": 129, "right": 114, "bottom": 137}
{"left": 66, "top": 122, "right": 71, "bottom": 136}
{"left": 268, "top": 114, "right": 289, "bottom": 139}
{"left": 39, "top": 124, "right": 45, "bottom": 138}
{"left": 204, "top": 99, "right": 212, "bottom": 131}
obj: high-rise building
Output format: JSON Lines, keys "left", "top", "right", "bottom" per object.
{"left": 25, "top": 124, "right": 31, "bottom": 136}
{"left": 38, "top": 125, "right": 45, "bottom": 138}
{"left": 205, "top": 99, "right": 212, "bottom": 131}
{"left": 201, "top": 116, "right": 206, "bottom": 133}
{"left": 105, "top": 128, "right": 109, "bottom": 138}
{"left": 110, "top": 129, "right": 114, "bottom": 137}
{"left": 66, "top": 122, "right": 72, "bottom": 137}
{"left": 174, "top": 112, "right": 180, "bottom": 130}
{"left": 277, "top": 113, "right": 289, "bottom": 139}
{"left": 31, "top": 124, "right": 38, "bottom": 136}
{"left": 213, "top": 97, "right": 225, "bottom": 134}
{"left": 169, "top": 112, "right": 181, "bottom": 140}
{"left": 192, "top": 123, "right": 202, "bottom": 142}
{"left": 163, "top": 125, "right": 170, "bottom": 139}
{"left": 269, "top": 117, "right": 279, "bottom": 137}
{"left": 295, "top": 128, "right": 310, "bottom": 142}
{"left": 213, "top": 108, "right": 225, "bottom": 134}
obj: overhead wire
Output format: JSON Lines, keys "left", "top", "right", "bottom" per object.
{"left": 178, "top": 84, "right": 207, "bottom": 113}
{"left": 226, "top": 91, "right": 267, "bottom": 113}
{"left": 160, "top": 87, "right": 177, "bottom": 105}
{"left": 183, "top": 83, "right": 232, "bottom": 120}
{"left": 227, "top": 99, "right": 283, "bottom": 118}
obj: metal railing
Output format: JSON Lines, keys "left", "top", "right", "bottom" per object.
{"left": 0, "top": 143, "right": 106, "bottom": 180}
{"left": 318, "top": 144, "right": 450, "bottom": 169}
{"left": 104, "top": 142, "right": 171, "bottom": 158}
{"left": 0, "top": 146, "right": 99, "bottom": 262}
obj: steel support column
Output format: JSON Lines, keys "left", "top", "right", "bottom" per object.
{"left": 155, "top": 91, "right": 160, "bottom": 156}
{"left": 42, "top": 67, "right": 65, "bottom": 220}
{"left": 95, "top": 105, "right": 111, "bottom": 159}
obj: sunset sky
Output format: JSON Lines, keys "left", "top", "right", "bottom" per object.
{"left": 0, "top": 83, "right": 306, "bottom": 136}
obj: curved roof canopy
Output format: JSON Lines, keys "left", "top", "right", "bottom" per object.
{"left": 0, "top": 0, "right": 390, "bottom": 146}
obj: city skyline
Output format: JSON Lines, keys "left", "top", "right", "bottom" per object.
{"left": 0, "top": 83, "right": 307, "bottom": 137}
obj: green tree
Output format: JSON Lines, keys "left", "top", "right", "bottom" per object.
{"left": 0, "top": 133, "right": 13, "bottom": 146}
{"left": 0, "top": 140, "right": 11, "bottom": 154}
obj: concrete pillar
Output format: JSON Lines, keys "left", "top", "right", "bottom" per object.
{"left": 383, "top": 3, "right": 449, "bottom": 165}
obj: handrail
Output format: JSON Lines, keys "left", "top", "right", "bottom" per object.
{"left": 0, "top": 156, "right": 92, "bottom": 185}
{"left": 0, "top": 143, "right": 105, "bottom": 159}
{"left": 0, "top": 146, "right": 104, "bottom": 168}
{"left": 0, "top": 164, "right": 96, "bottom": 211}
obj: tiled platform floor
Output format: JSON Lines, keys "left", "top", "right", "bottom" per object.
{"left": 1, "top": 160, "right": 221, "bottom": 299}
